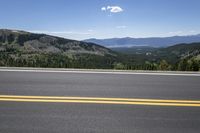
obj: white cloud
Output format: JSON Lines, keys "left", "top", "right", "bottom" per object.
{"left": 107, "top": 6, "right": 123, "bottom": 13}
{"left": 116, "top": 25, "right": 127, "bottom": 29}
{"left": 101, "top": 7, "right": 106, "bottom": 11}
{"left": 101, "top": 6, "right": 123, "bottom": 13}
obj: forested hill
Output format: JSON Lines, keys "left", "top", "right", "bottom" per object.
{"left": 0, "top": 29, "right": 114, "bottom": 56}
{"left": 0, "top": 29, "right": 117, "bottom": 68}
{"left": 111, "top": 42, "right": 200, "bottom": 71}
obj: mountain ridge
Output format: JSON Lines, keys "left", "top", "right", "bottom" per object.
{"left": 0, "top": 29, "right": 114, "bottom": 56}
{"left": 84, "top": 34, "right": 200, "bottom": 48}
{"left": 0, "top": 29, "right": 118, "bottom": 69}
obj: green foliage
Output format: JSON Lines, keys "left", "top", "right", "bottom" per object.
{"left": 0, "top": 52, "right": 116, "bottom": 69}
{"left": 7, "top": 34, "right": 15, "bottom": 44}
{"left": 190, "top": 59, "right": 199, "bottom": 71}
{"left": 158, "top": 60, "right": 171, "bottom": 70}
{"left": 17, "top": 34, "right": 43, "bottom": 46}
{"left": 178, "top": 59, "right": 188, "bottom": 71}
{"left": 113, "top": 62, "right": 125, "bottom": 70}
{"left": 178, "top": 58, "right": 200, "bottom": 71}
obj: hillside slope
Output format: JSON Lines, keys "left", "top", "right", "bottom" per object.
{"left": 0, "top": 29, "right": 114, "bottom": 56}
{"left": 111, "top": 42, "right": 200, "bottom": 71}
{"left": 0, "top": 29, "right": 117, "bottom": 68}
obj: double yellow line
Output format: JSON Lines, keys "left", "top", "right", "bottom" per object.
{"left": 0, "top": 95, "right": 200, "bottom": 107}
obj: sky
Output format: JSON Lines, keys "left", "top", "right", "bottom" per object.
{"left": 0, "top": 0, "right": 200, "bottom": 40}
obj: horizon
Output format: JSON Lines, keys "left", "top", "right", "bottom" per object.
{"left": 1, "top": 0, "right": 200, "bottom": 40}
{"left": 1, "top": 28, "right": 200, "bottom": 41}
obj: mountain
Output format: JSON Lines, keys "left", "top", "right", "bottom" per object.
{"left": 155, "top": 42, "right": 200, "bottom": 63}
{"left": 84, "top": 35, "right": 200, "bottom": 48}
{"left": 0, "top": 29, "right": 114, "bottom": 56}
{"left": 0, "top": 29, "right": 117, "bottom": 69}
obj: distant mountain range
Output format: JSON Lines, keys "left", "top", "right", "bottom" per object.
{"left": 84, "top": 35, "right": 200, "bottom": 48}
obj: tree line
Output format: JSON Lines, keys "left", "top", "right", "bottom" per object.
{"left": 0, "top": 52, "right": 199, "bottom": 71}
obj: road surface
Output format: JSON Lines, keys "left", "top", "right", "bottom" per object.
{"left": 0, "top": 68, "right": 200, "bottom": 133}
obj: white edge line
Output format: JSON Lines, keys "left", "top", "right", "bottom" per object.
{"left": 0, "top": 69, "right": 200, "bottom": 76}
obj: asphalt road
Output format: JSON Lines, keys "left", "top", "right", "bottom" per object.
{"left": 0, "top": 69, "right": 200, "bottom": 133}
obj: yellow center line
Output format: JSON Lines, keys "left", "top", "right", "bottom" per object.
{"left": 0, "top": 95, "right": 200, "bottom": 103}
{"left": 0, "top": 95, "right": 200, "bottom": 107}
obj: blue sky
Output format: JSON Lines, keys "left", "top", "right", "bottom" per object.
{"left": 0, "top": 0, "right": 200, "bottom": 40}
